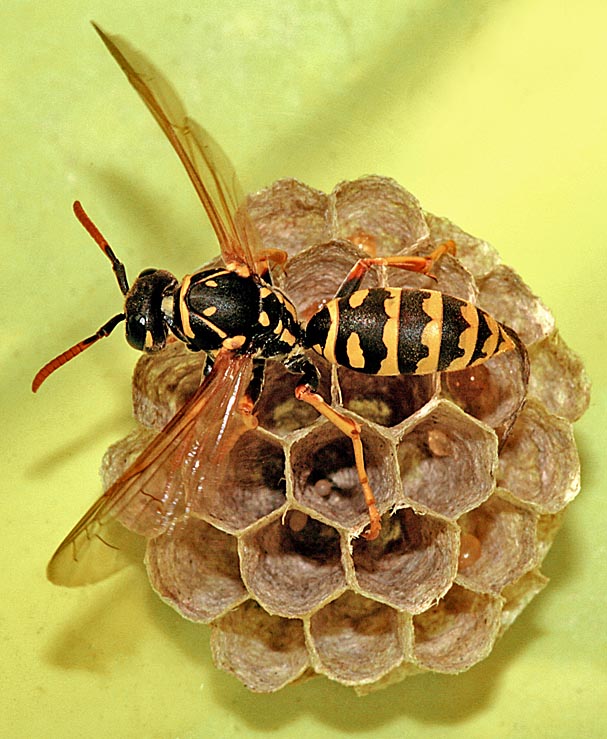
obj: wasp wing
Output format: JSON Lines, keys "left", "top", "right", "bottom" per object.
{"left": 92, "top": 22, "right": 264, "bottom": 274}
{"left": 47, "top": 349, "right": 254, "bottom": 587}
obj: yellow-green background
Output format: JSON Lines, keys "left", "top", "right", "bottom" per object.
{"left": 3, "top": 2, "right": 606, "bottom": 737}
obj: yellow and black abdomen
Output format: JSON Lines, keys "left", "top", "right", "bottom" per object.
{"left": 305, "top": 287, "right": 515, "bottom": 376}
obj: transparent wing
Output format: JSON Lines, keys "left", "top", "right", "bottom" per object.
{"left": 92, "top": 22, "right": 265, "bottom": 273}
{"left": 47, "top": 349, "right": 254, "bottom": 586}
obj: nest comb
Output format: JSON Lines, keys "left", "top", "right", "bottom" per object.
{"left": 101, "top": 176, "right": 590, "bottom": 693}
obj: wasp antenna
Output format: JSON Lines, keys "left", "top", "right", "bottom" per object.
{"left": 32, "top": 313, "right": 126, "bottom": 393}
{"left": 73, "top": 201, "right": 130, "bottom": 295}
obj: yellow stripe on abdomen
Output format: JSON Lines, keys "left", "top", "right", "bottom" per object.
{"left": 377, "top": 289, "right": 401, "bottom": 375}
{"left": 320, "top": 301, "right": 340, "bottom": 364}
{"left": 415, "top": 291, "right": 443, "bottom": 374}
{"left": 445, "top": 301, "right": 479, "bottom": 371}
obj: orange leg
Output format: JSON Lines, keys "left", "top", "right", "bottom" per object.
{"left": 295, "top": 384, "right": 381, "bottom": 540}
{"left": 257, "top": 248, "right": 288, "bottom": 279}
{"left": 237, "top": 397, "right": 259, "bottom": 430}
{"left": 336, "top": 240, "right": 456, "bottom": 299}
{"left": 236, "top": 357, "right": 264, "bottom": 430}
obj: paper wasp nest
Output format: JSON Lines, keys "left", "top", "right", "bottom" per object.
{"left": 102, "top": 176, "right": 589, "bottom": 693}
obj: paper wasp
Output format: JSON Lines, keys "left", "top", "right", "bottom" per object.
{"left": 36, "top": 25, "right": 520, "bottom": 586}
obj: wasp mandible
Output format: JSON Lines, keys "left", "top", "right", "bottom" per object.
{"left": 35, "top": 24, "right": 520, "bottom": 586}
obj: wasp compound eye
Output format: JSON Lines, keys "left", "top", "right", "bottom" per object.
{"left": 126, "top": 313, "right": 149, "bottom": 351}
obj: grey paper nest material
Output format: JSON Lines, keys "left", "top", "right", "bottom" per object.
{"left": 101, "top": 176, "right": 590, "bottom": 693}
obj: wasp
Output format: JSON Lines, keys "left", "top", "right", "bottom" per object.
{"left": 36, "top": 25, "right": 521, "bottom": 586}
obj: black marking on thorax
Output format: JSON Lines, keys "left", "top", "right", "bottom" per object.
{"left": 176, "top": 267, "right": 261, "bottom": 351}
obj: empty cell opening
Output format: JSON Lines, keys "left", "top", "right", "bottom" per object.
{"left": 477, "top": 265, "right": 554, "bottom": 346}
{"left": 309, "top": 591, "right": 403, "bottom": 684}
{"left": 211, "top": 600, "right": 309, "bottom": 692}
{"left": 528, "top": 331, "right": 590, "bottom": 422}
{"left": 285, "top": 240, "right": 378, "bottom": 321}
{"left": 240, "top": 517, "right": 346, "bottom": 617}
{"left": 246, "top": 178, "right": 331, "bottom": 261}
{"left": 132, "top": 340, "right": 204, "bottom": 430}
{"left": 413, "top": 585, "right": 501, "bottom": 673}
{"left": 332, "top": 176, "right": 429, "bottom": 255}
{"left": 497, "top": 400, "right": 580, "bottom": 513}
{"left": 338, "top": 370, "right": 435, "bottom": 427}
{"left": 146, "top": 518, "right": 247, "bottom": 622}
{"left": 352, "top": 508, "right": 458, "bottom": 613}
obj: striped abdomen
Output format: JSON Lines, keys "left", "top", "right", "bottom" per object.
{"left": 305, "top": 287, "right": 515, "bottom": 376}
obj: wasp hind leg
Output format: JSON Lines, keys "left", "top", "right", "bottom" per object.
{"left": 295, "top": 384, "right": 381, "bottom": 540}
{"left": 335, "top": 240, "right": 456, "bottom": 299}
{"left": 285, "top": 352, "right": 380, "bottom": 540}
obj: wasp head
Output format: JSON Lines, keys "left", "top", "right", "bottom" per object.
{"left": 125, "top": 268, "right": 178, "bottom": 352}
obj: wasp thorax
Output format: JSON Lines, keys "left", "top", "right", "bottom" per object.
{"left": 176, "top": 268, "right": 262, "bottom": 352}
{"left": 125, "top": 269, "right": 178, "bottom": 352}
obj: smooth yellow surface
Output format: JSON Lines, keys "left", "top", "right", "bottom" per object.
{"left": 3, "top": 2, "right": 606, "bottom": 737}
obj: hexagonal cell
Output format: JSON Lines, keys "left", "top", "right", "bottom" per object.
{"left": 210, "top": 600, "right": 310, "bottom": 692}
{"left": 254, "top": 356, "right": 332, "bottom": 435}
{"left": 145, "top": 517, "right": 247, "bottom": 622}
{"left": 477, "top": 265, "right": 555, "bottom": 345}
{"left": 132, "top": 340, "right": 202, "bottom": 430}
{"left": 187, "top": 428, "right": 286, "bottom": 532}
{"left": 442, "top": 344, "right": 529, "bottom": 444}
{"left": 331, "top": 176, "right": 430, "bottom": 255}
{"left": 239, "top": 515, "right": 346, "bottom": 617}
{"left": 499, "top": 569, "right": 549, "bottom": 635}
{"left": 336, "top": 368, "right": 436, "bottom": 427}
{"left": 290, "top": 419, "right": 398, "bottom": 532}
{"left": 307, "top": 591, "right": 405, "bottom": 685}
{"left": 528, "top": 330, "right": 591, "bottom": 422}
{"left": 498, "top": 399, "right": 580, "bottom": 513}
{"left": 412, "top": 584, "right": 502, "bottom": 673}
{"left": 456, "top": 492, "right": 539, "bottom": 595}
{"left": 283, "top": 239, "right": 380, "bottom": 321}
{"left": 396, "top": 399, "right": 497, "bottom": 519}
{"left": 424, "top": 211, "right": 501, "bottom": 279}
{"left": 247, "top": 178, "right": 331, "bottom": 260}
{"left": 351, "top": 508, "right": 459, "bottom": 613}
